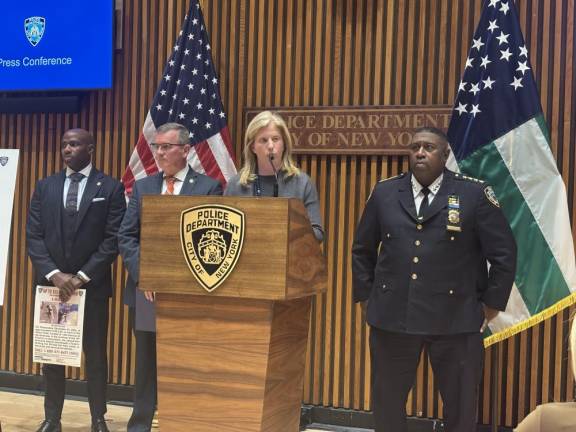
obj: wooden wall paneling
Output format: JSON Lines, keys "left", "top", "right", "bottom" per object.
{"left": 529, "top": 325, "right": 540, "bottom": 412}
{"left": 498, "top": 339, "right": 505, "bottom": 425}
{"left": 551, "top": 1, "right": 563, "bottom": 170}
{"left": 370, "top": 1, "right": 383, "bottom": 104}
{"left": 254, "top": 0, "right": 266, "bottom": 106}
{"left": 541, "top": 1, "right": 552, "bottom": 151}
{"left": 445, "top": 1, "right": 459, "bottom": 104}
{"left": 19, "top": 114, "right": 28, "bottom": 374}
{"left": 554, "top": 312, "right": 564, "bottom": 401}
{"left": 19, "top": 117, "right": 32, "bottom": 376}
{"left": 383, "top": 1, "right": 395, "bottom": 104}
{"left": 302, "top": 0, "right": 314, "bottom": 105}
{"left": 129, "top": 0, "right": 142, "bottom": 158}
{"left": 562, "top": 0, "right": 575, "bottom": 184}
{"left": 342, "top": 159, "right": 355, "bottom": 408}
{"left": 332, "top": 158, "right": 348, "bottom": 407}
{"left": 332, "top": 158, "right": 345, "bottom": 407}
{"left": 352, "top": 0, "right": 366, "bottom": 105}
{"left": 405, "top": 0, "right": 416, "bottom": 104}
{"left": 504, "top": 337, "right": 515, "bottom": 425}
{"left": 0, "top": 1, "right": 575, "bottom": 429}
{"left": 542, "top": 318, "right": 551, "bottom": 403}
{"left": 529, "top": 2, "right": 541, "bottom": 112}
{"left": 426, "top": 353, "right": 436, "bottom": 418}
{"left": 313, "top": 155, "right": 328, "bottom": 407}
{"left": 273, "top": 0, "right": 285, "bottom": 107}
{"left": 292, "top": 0, "right": 304, "bottom": 107}
{"left": 420, "top": 0, "right": 431, "bottom": 104}
{"left": 352, "top": 157, "right": 366, "bottom": 410}
{"left": 393, "top": 0, "right": 406, "bottom": 103}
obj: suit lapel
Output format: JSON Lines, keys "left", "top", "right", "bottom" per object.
{"left": 398, "top": 174, "right": 419, "bottom": 222}
{"left": 179, "top": 166, "right": 199, "bottom": 196}
{"left": 154, "top": 172, "right": 164, "bottom": 194}
{"left": 52, "top": 170, "right": 67, "bottom": 239}
{"left": 75, "top": 169, "right": 103, "bottom": 231}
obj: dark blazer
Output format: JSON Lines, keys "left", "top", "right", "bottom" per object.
{"left": 26, "top": 168, "right": 126, "bottom": 300}
{"left": 118, "top": 166, "right": 223, "bottom": 307}
{"left": 352, "top": 170, "right": 517, "bottom": 335}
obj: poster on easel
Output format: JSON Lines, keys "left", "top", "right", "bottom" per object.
{"left": 0, "top": 149, "right": 19, "bottom": 306}
{"left": 32, "top": 286, "right": 86, "bottom": 367}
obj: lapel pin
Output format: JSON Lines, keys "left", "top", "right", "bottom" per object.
{"left": 97, "top": 181, "right": 102, "bottom": 186}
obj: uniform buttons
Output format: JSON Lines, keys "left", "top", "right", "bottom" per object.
{"left": 450, "top": 236, "right": 455, "bottom": 241}
{"left": 415, "top": 240, "right": 421, "bottom": 246}
{"left": 416, "top": 224, "right": 423, "bottom": 230}
{"left": 382, "top": 284, "right": 386, "bottom": 289}
{"left": 449, "top": 289, "right": 454, "bottom": 295}
{"left": 413, "top": 257, "right": 419, "bottom": 263}
{"left": 411, "top": 273, "right": 418, "bottom": 280}
{"left": 386, "top": 233, "right": 391, "bottom": 238}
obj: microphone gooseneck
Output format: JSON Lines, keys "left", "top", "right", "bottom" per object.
{"left": 268, "top": 154, "right": 279, "bottom": 197}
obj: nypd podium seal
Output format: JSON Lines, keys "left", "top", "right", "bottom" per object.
{"left": 180, "top": 205, "right": 245, "bottom": 292}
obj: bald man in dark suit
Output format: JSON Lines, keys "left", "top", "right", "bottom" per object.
{"left": 27, "top": 128, "right": 125, "bottom": 432}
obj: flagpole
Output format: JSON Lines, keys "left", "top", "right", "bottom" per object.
{"left": 490, "top": 343, "right": 500, "bottom": 432}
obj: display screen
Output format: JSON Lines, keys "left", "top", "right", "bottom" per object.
{"left": 0, "top": 1, "right": 114, "bottom": 92}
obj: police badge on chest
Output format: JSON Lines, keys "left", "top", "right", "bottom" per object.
{"left": 447, "top": 195, "right": 461, "bottom": 232}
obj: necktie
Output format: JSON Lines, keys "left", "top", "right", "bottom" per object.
{"left": 165, "top": 176, "right": 176, "bottom": 195}
{"left": 418, "top": 187, "right": 430, "bottom": 218}
{"left": 65, "top": 172, "right": 84, "bottom": 211}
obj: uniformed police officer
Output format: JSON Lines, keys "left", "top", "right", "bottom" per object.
{"left": 352, "top": 126, "right": 517, "bottom": 432}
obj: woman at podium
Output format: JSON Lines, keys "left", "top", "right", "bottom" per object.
{"left": 225, "top": 110, "right": 324, "bottom": 241}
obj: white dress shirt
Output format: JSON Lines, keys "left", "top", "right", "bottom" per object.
{"left": 62, "top": 163, "right": 92, "bottom": 210}
{"left": 161, "top": 165, "right": 189, "bottom": 195}
{"left": 411, "top": 173, "right": 443, "bottom": 214}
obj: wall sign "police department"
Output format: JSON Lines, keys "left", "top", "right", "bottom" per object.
{"left": 180, "top": 205, "right": 245, "bottom": 292}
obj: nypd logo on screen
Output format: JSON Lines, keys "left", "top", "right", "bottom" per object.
{"left": 0, "top": 16, "right": 73, "bottom": 69}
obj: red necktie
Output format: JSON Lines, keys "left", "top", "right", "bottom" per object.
{"left": 165, "top": 176, "right": 176, "bottom": 195}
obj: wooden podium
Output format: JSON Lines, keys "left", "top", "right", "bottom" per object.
{"left": 139, "top": 196, "right": 326, "bottom": 432}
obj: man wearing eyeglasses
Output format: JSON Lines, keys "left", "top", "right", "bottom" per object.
{"left": 118, "top": 122, "right": 222, "bottom": 432}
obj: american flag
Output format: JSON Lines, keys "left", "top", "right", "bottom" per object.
{"left": 122, "top": 0, "right": 236, "bottom": 195}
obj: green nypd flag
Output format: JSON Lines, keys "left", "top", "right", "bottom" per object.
{"left": 447, "top": 0, "right": 576, "bottom": 346}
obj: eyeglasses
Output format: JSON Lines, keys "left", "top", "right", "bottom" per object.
{"left": 150, "top": 142, "right": 187, "bottom": 151}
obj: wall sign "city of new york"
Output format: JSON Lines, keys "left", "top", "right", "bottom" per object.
{"left": 245, "top": 106, "right": 452, "bottom": 155}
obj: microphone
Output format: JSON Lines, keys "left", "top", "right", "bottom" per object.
{"left": 268, "top": 154, "right": 279, "bottom": 197}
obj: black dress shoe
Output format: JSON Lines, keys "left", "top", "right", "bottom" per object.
{"left": 35, "top": 419, "right": 62, "bottom": 432}
{"left": 91, "top": 417, "right": 110, "bottom": 432}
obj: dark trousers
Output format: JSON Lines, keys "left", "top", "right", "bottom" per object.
{"left": 43, "top": 298, "right": 109, "bottom": 421}
{"left": 127, "top": 313, "right": 157, "bottom": 432}
{"left": 369, "top": 327, "right": 484, "bottom": 432}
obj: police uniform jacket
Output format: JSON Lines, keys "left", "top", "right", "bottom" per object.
{"left": 352, "top": 169, "right": 517, "bottom": 335}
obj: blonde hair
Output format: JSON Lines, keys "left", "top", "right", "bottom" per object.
{"left": 238, "top": 111, "right": 300, "bottom": 186}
